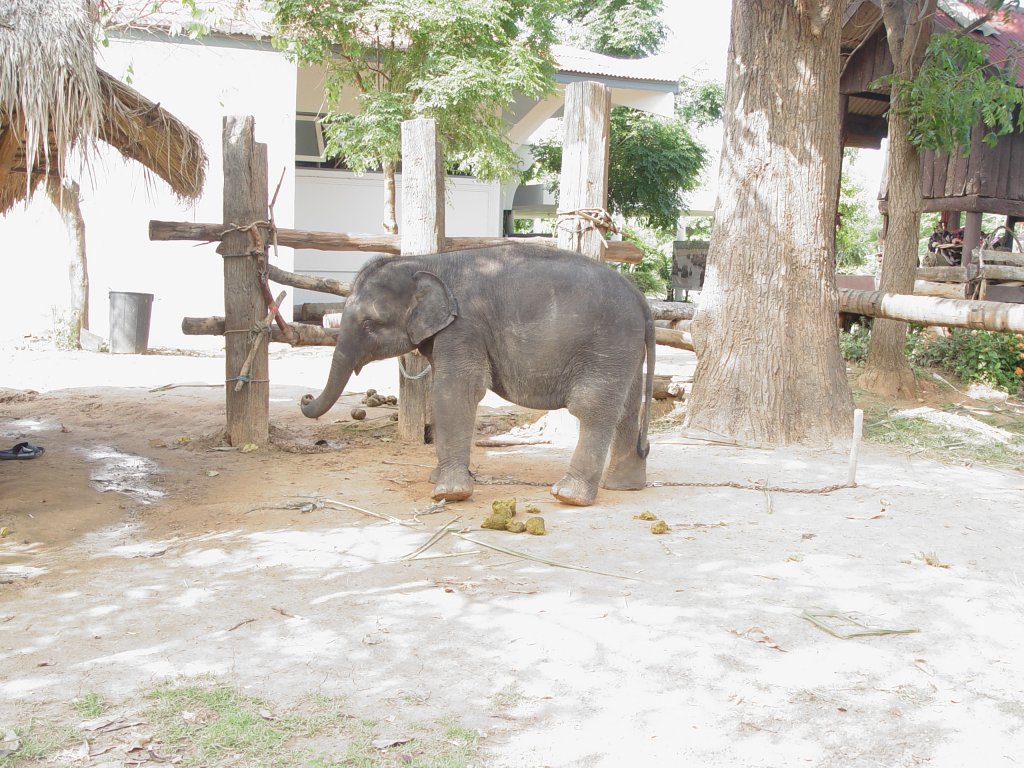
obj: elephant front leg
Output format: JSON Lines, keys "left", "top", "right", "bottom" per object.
{"left": 429, "top": 370, "right": 485, "bottom": 502}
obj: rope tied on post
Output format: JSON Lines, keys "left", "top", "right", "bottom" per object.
{"left": 219, "top": 219, "right": 272, "bottom": 256}
{"left": 233, "top": 290, "right": 286, "bottom": 392}
{"left": 555, "top": 207, "right": 619, "bottom": 254}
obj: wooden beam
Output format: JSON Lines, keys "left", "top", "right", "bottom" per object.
{"left": 398, "top": 118, "right": 443, "bottom": 444}
{"left": 838, "top": 287, "right": 1024, "bottom": 332}
{"left": 266, "top": 264, "right": 350, "bottom": 297}
{"left": 182, "top": 316, "right": 337, "bottom": 346}
{"left": 655, "top": 326, "right": 694, "bottom": 351}
{"left": 150, "top": 219, "right": 403, "bottom": 254}
{"left": 149, "top": 221, "right": 642, "bottom": 263}
{"left": 648, "top": 300, "right": 696, "bottom": 321}
{"left": 980, "top": 264, "right": 1024, "bottom": 282}
{"left": 216, "top": 117, "right": 269, "bottom": 446}
{"left": 913, "top": 280, "right": 969, "bottom": 299}
{"left": 915, "top": 265, "right": 975, "bottom": 283}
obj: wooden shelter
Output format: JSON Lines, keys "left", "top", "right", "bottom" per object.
{"left": 840, "top": 0, "right": 1024, "bottom": 301}
{"left": 0, "top": 0, "right": 206, "bottom": 213}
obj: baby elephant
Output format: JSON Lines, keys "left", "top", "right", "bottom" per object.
{"left": 301, "top": 243, "right": 654, "bottom": 506}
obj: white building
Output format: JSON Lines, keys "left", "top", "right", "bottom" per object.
{"left": 1, "top": 9, "right": 680, "bottom": 350}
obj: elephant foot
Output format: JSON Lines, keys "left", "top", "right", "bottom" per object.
{"left": 431, "top": 468, "right": 474, "bottom": 502}
{"left": 602, "top": 461, "right": 647, "bottom": 491}
{"left": 551, "top": 474, "right": 598, "bottom": 507}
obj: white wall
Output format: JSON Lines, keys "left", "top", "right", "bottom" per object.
{"left": 1, "top": 33, "right": 297, "bottom": 350}
{"left": 292, "top": 169, "right": 502, "bottom": 307}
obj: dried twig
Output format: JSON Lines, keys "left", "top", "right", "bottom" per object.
{"left": 399, "top": 517, "right": 463, "bottom": 561}
{"left": 801, "top": 610, "right": 920, "bottom": 639}
{"left": 450, "top": 531, "right": 644, "bottom": 582}
{"left": 321, "top": 497, "right": 420, "bottom": 527}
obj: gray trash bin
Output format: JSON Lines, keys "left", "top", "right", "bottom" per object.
{"left": 109, "top": 291, "right": 154, "bottom": 354}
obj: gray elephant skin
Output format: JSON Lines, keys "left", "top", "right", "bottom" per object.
{"left": 300, "top": 243, "right": 655, "bottom": 506}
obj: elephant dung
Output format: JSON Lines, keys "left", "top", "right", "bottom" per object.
{"left": 505, "top": 520, "right": 526, "bottom": 533}
{"left": 635, "top": 511, "right": 657, "bottom": 521}
{"left": 481, "top": 497, "right": 517, "bottom": 530}
{"left": 650, "top": 520, "right": 670, "bottom": 535}
{"left": 525, "top": 517, "right": 546, "bottom": 536}
{"left": 492, "top": 498, "right": 516, "bottom": 517}
{"left": 350, "top": 408, "right": 367, "bottom": 421}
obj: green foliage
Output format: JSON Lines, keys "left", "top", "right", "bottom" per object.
{"left": 839, "top": 324, "right": 872, "bottom": 364}
{"left": 836, "top": 150, "right": 880, "bottom": 272}
{"left": 677, "top": 80, "right": 725, "bottom": 129}
{"left": 614, "top": 225, "right": 673, "bottom": 297}
{"left": 272, "top": 0, "right": 561, "bottom": 181}
{"left": 531, "top": 107, "right": 708, "bottom": 236}
{"left": 682, "top": 216, "right": 713, "bottom": 240}
{"left": 879, "top": 30, "right": 1024, "bottom": 154}
{"left": 560, "top": 0, "right": 666, "bottom": 57}
{"left": 908, "top": 328, "right": 1024, "bottom": 393}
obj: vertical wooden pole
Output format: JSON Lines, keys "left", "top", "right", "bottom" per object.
{"left": 216, "top": 116, "right": 269, "bottom": 446}
{"left": 398, "top": 118, "right": 444, "bottom": 443}
{"left": 963, "top": 210, "right": 983, "bottom": 268}
{"left": 556, "top": 81, "right": 611, "bottom": 259}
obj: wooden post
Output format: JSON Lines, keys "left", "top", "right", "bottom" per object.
{"left": 398, "top": 118, "right": 444, "bottom": 444}
{"left": 556, "top": 81, "right": 612, "bottom": 259}
{"left": 963, "top": 210, "right": 983, "bottom": 268}
{"left": 216, "top": 116, "right": 269, "bottom": 446}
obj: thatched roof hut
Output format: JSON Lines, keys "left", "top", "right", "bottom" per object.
{"left": 0, "top": 0, "right": 206, "bottom": 214}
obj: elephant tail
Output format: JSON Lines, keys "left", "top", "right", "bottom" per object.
{"left": 637, "top": 313, "right": 655, "bottom": 459}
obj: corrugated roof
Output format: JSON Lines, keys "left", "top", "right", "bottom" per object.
{"left": 936, "top": 1, "right": 1024, "bottom": 87}
{"left": 551, "top": 44, "right": 681, "bottom": 85}
{"left": 109, "top": 7, "right": 682, "bottom": 89}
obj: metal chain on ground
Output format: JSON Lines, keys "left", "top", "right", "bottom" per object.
{"left": 473, "top": 475, "right": 855, "bottom": 495}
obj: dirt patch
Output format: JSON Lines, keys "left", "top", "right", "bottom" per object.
{"left": 2, "top": 345, "right": 1024, "bottom": 767}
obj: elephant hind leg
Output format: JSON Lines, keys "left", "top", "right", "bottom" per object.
{"left": 602, "top": 365, "right": 647, "bottom": 491}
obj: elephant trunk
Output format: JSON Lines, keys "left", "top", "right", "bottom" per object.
{"left": 301, "top": 344, "right": 358, "bottom": 418}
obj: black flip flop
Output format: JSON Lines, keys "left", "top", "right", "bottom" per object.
{"left": 0, "top": 442, "right": 45, "bottom": 460}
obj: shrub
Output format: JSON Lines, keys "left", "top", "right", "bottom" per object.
{"left": 909, "top": 328, "right": 1024, "bottom": 393}
{"left": 839, "top": 325, "right": 871, "bottom": 364}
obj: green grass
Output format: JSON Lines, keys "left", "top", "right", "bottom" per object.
{"left": 308, "top": 718, "right": 478, "bottom": 768}
{"left": 864, "top": 405, "right": 1024, "bottom": 471}
{"left": 0, "top": 722, "right": 78, "bottom": 767}
{"left": 145, "top": 682, "right": 479, "bottom": 768}
{"left": 1, "top": 682, "right": 481, "bottom": 768}
{"left": 71, "top": 692, "right": 108, "bottom": 719}
{"left": 145, "top": 683, "right": 355, "bottom": 767}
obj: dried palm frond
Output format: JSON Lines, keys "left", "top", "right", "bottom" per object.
{"left": 0, "top": 0, "right": 206, "bottom": 214}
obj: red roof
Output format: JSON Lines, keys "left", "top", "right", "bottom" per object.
{"left": 937, "top": 2, "right": 1024, "bottom": 87}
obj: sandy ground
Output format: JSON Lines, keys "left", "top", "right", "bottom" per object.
{"left": 2, "top": 340, "right": 1024, "bottom": 767}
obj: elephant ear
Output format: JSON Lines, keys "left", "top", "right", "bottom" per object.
{"left": 408, "top": 270, "right": 459, "bottom": 344}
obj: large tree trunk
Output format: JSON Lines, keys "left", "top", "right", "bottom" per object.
{"left": 46, "top": 178, "right": 89, "bottom": 346}
{"left": 685, "top": 2, "right": 852, "bottom": 444}
{"left": 860, "top": 0, "right": 936, "bottom": 398}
